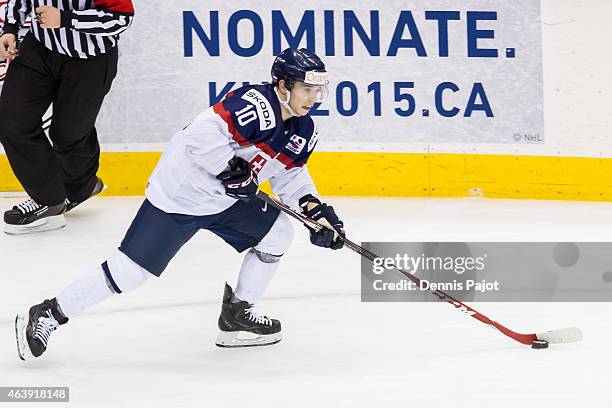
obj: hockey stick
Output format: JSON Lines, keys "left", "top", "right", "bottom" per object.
{"left": 256, "top": 191, "right": 583, "bottom": 347}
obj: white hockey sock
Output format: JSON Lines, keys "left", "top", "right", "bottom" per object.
{"left": 233, "top": 249, "right": 280, "bottom": 305}
{"left": 56, "top": 253, "right": 151, "bottom": 318}
{"left": 56, "top": 265, "right": 115, "bottom": 318}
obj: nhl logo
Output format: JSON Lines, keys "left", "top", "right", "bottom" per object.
{"left": 286, "top": 134, "right": 306, "bottom": 154}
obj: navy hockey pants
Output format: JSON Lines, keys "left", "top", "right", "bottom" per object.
{"left": 119, "top": 198, "right": 281, "bottom": 276}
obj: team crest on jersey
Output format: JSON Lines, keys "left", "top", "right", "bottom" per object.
{"left": 241, "top": 89, "right": 276, "bottom": 131}
{"left": 308, "top": 127, "right": 319, "bottom": 152}
{"left": 286, "top": 134, "right": 306, "bottom": 154}
{"left": 249, "top": 153, "right": 269, "bottom": 174}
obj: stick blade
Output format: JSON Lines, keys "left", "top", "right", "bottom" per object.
{"left": 536, "top": 327, "right": 583, "bottom": 344}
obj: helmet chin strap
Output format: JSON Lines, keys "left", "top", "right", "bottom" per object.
{"left": 275, "top": 87, "right": 300, "bottom": 117}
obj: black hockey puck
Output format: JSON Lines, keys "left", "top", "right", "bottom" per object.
{"left": 531, "top": 340, "right": 549, "bottom": 349}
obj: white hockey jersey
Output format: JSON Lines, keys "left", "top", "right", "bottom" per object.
{"left": 146, "top": 83, "right": 320, "bottom": 216}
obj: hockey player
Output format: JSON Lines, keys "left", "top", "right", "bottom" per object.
{"left": 15, "top": 48, "right": 346, "bottom": 359}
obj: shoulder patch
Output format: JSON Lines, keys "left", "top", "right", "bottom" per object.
{"left": 286, "top": 134, "right": 307, "bottom": 154}
{"left": 241, "top": 89, "right": 276, "bottom": 131}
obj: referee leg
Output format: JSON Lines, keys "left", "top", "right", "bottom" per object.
{"left": 49, "top": 46, "right": 118, "bottom": 203}
{"left": 0, "top": 34, "right": 62, "bottom": 205}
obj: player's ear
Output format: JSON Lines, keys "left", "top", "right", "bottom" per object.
{"left": 278, "top": 79, "right": 287, "bottom": 95}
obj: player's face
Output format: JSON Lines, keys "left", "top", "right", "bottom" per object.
{"left": 289, "top": 81, "right": 328, "bottom": 116}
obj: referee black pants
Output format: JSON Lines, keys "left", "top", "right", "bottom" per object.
{"left": 0, "top": 33, "right": 118, "bottom": 206}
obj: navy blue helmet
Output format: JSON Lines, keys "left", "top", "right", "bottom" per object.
{"left": 271, "top": 48, "right": 327, "bottom": 90}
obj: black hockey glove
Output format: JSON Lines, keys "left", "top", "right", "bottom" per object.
{"left": 216, "top": 156, "right": 259, "bottom": 202}
{"left": 299, "top": 194, "right": 345, "bottom": 250}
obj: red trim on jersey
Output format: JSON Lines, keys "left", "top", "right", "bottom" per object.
{"left": 278, "top": 152, "right": 295, "bottom": 167}
{"left": 255, "top": 143, "right": 277, "bottom": 160}
{"left": 285, "top": 161, "right": 305, "bottom": 170}
{"left": 213, "top": 98, "right": 305, "bottom": 170}
{"left": 213, "top": 102, "right": 250, "bottom": 146}
{"left": 95, "top": 0, "right": 134, "bottom": 14}
{"left": 253, "top": 142, "right": 303, "bottom": 169}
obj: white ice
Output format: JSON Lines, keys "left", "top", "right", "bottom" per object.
{"left": 0, "top": 196, "right": 610, "bottom": 408}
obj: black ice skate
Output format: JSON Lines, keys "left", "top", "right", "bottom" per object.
{"left": 4, "top": 198, "right": 67, "bottom": 235}
{"left": 65, "top": 177, "right": 105, "bottom": 212}
{"left": 15, "top": 298, "right": 68, "bottom": 361}
{"left": 216, "top": 283, "right": 281, "bottom": 348}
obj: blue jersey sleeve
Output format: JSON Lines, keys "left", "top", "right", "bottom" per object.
{"left": 212, "top": 86, "right": 279, "bottom": 146}
{"left": 212, "top": 91, "right": 259, "bottom": 146}
{"left": 283, "top": 117, "right": 319, "bottom": 169}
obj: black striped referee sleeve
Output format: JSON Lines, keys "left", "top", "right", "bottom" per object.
{"left": 59, "top": 0, "right": 134, "bottom": 37}
{"left": 2, "top": 0, "right": 32, "bottom": 36}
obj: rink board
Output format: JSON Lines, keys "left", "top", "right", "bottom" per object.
{"left": 2, "top": 152, "right": 612, "bottom": 201}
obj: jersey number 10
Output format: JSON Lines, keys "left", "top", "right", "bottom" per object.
{"left": 235, "top": 104, "right": 258, "bottom": 127}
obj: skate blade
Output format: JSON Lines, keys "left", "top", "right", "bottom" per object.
{"left": 4, "top": 215, "right": 67, "bottom": 235}
{"left": 15, "top": 314, "right": 32, "bottom": 361}
{"left": 215, "top": 330, "right": 282, "bottom": 348}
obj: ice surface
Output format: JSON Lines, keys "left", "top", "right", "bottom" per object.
{"left": 0, "top": 196, "right": 610, "bottom": 407}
